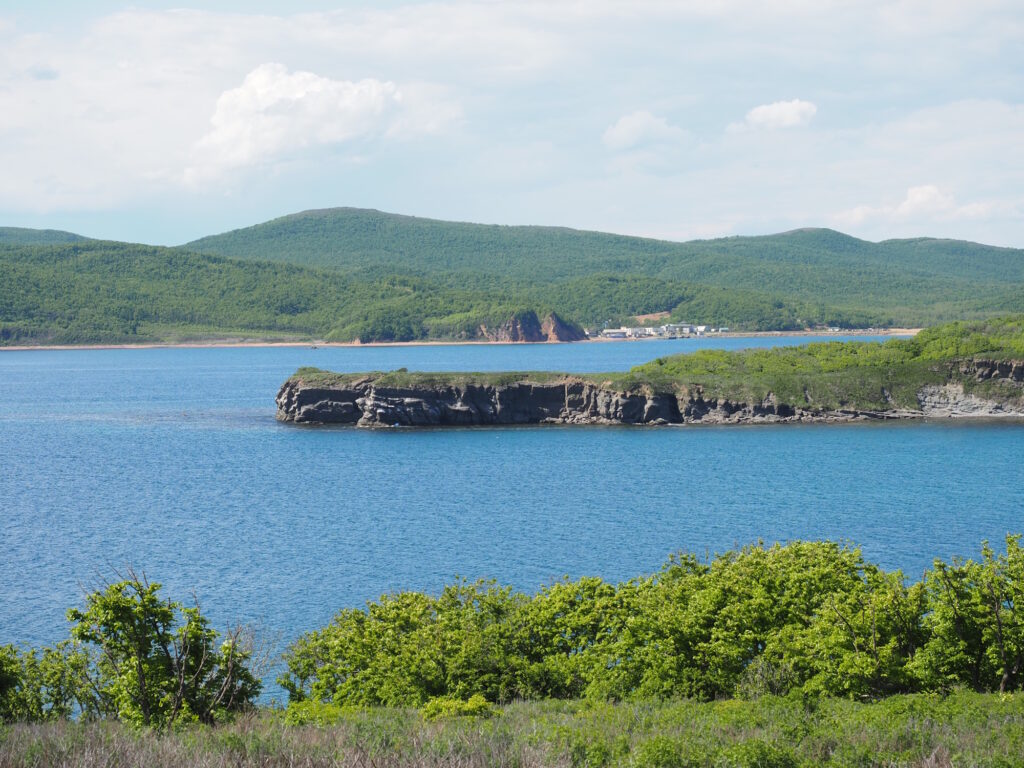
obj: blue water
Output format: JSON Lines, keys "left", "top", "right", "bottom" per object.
{"left": 2, "top": 335, "right": 1023, "bottom": 699}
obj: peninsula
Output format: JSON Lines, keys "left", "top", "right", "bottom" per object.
{"left": 277, "top": 316, "right": 1024, "bottom": 426}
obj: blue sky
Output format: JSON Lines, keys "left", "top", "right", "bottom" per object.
{"left": 0, "top": 1, "right": 1021, "bottom": 246}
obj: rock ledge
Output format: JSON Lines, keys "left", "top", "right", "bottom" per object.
{"left": 276, "top": 359, "right": 1024, "bottom": 427}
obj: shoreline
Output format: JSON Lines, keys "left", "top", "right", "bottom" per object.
{"left": 0, "top": 327, "right": 921, "bottom": 352}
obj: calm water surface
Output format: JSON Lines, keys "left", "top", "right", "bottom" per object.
{"left": 2, "top": 335, "right": 1022, "bottom": 694}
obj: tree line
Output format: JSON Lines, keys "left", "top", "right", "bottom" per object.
{"left": 280, "top": 537, "right": 1024, "bottom": 708}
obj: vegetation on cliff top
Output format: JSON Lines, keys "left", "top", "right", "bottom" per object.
{"left": 288, "top": 316, "right": 1024, "bottom": 412}
{"left": 617, "top": 314, "right": 1024, "bottom": 409}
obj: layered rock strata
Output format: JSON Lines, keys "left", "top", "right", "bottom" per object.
{"left": 277, "top": 359, "right": 1024, "bottom": 427}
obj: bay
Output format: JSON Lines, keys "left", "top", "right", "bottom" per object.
{"left": 2, "top": 334, "right": 1022, "bottom": 698}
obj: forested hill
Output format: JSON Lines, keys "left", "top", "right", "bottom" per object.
{"left": 182, "top": 208, "right": 1024, "bottom": 325}
{"left": 186, "top": 208, "right": 1024, "bottom": 285}
{"left": 0, "top": 227, "right": 90, "bottom": 246}
{"left": 0, "top": 240, "right": 578, "bottom": 345}
{"left": 2, "top": 209, "right": 1024, "bottom": 345}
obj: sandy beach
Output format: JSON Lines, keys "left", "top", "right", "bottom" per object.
{"left": 0, "top": 328, "right": 921, "bottom": 352}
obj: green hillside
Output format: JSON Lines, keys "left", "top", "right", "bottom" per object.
{"left": 184, "top": 208, "right": 1024, "bottom": 326}
{"left": 185, "top": 209, "right": 1024, "bottom": 284}
{"left": 0, "top": 241, "right": 552, "bottom": 345}
{"left": 0, "top": 227, "right": 90, "bottom": 246}
{"left": 2, "top": 209, "right": 1023, "bottom": 345}
{"left": 0, "top": 240, "right": 840, "bottom": 345}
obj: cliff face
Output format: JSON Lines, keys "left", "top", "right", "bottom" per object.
{"left": 540, "top": 313, "right": 586, "bottom": 342}
{"left": 276, "top": 359, "right": 1024, "bottom": 427}
{"left": 478, "top": 311, "right": 585, "bottom": 342}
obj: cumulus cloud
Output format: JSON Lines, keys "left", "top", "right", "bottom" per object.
{"left": 834, "top": 185, "right": 1005, "bottom": 226}
{"left": 185, "top": 64, "right": 413, "bottom": 183}
{"left": 732, "top": 99, "right": 817, "bottom": 131}
{"left": 893, "top": 185, "right": 955, "bottom": 217}
{"left": 602, "top": 110, "right": 684, "bottom": 151}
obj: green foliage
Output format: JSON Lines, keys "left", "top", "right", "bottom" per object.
{"left": 0, "top": 242, "right": 569, "bottom": 345}
{"left": 0, "top": 643, "right": 88, "bottom": 723}
{"left": 281, "top": 536, "right": 1024, "bottom": 711}
{"left": 283, "top": 699, "right": 351, "bottom": 726}
{"left": 64, "top": 573, "right": 260, "bottom": 729}
{"left": 912, "top": 535, "right": 1024, "bottom": 694}
{"left": 420, "top": 694, "right": 496, "bottom": 721}
{"left": 2, "top": 576, "right": 260, "bottom": 729}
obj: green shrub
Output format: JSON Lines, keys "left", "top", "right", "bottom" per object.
{"left": 719, "top": 740, "right": 798, "bottom": 768}
{"left": 282, "top": 700, "right": 349, "bottom": 726}
{"left": 421, "top": 694, "right": 496, "bottom": 721}
{"left": 633, "top": 735, "right": 702, "bottom": 768}
{"left": 282, "top": 536, "right": 1024, "bottom": 710}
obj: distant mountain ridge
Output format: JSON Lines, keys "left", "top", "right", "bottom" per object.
{"left": 2, "top": 207, "right": 1023, "bottom": 346}
{"left": 180, "top": 208, "right": 1024, "bottom": 323}
{"left": 0, "top": 227, "right": 90, "bottom": 246}
{"left": 184, "top": 207, "right": 1024, "bottom": 284}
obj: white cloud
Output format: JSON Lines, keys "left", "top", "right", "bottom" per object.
{"left": 735, "top": 99, "right": 817, "bottom": 131}
{"left": 833, "top": 185, "right": 1011, "bottom": 227}
{"left": 893, "top": 185, "right": 955, "bottom": 217}
{"left": 0, "top": 4, "right": 1023, "bottom": 246}
{"left": 185, "top": 64, "right": 405, "bottom": 182}
{"left": 602, "top": 110, "right": 684, "bottom": 151}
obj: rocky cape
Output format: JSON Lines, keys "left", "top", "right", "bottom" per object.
{"left": 276, "top": 359, "right": 1024, "bottom": 427}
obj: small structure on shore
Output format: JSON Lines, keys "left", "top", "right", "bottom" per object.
{"left": 600, "top": 322, "right": 710, "bottom": 339}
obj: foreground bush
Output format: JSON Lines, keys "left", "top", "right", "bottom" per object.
{"left": 1, "top": 693, "right": 1023, "bottom": 767}
{"left": 1, "top": 571, "right": 261, "bottom": 729}
{"left": 282, "top": 536, "right": 1024, "bottom": 707}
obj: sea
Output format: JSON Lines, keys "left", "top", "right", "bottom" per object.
{"left": 2, "top": 335, "right": 1023, "bottom": 698}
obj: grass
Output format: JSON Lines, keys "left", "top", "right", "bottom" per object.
{"left": 3, "top": 694, "right": 1023, "bottom": 767}
{"left": 291, "top": 367, "right": 571, "bottom": 389}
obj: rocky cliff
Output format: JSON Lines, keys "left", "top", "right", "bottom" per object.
{"left": 276, "top": 359, "right": 1024, "bottom": 427}
{"left": 478, "top": 311, "right": 585, "bottom": 342}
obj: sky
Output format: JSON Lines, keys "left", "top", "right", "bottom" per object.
{"left": 0, "top": 0, "right": 1021, "bottom": 246}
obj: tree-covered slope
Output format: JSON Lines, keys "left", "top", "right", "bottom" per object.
{"left": 183, "top": 208, "right": 1024, "bottom": 326}
{"left": 0, "top": 241, "right": 566, "bottom": 345}
{"left": 4, "top": 210, "right": 1023, "bottom": 345}
{"left": 0, "top": 227, "right": 90, "bottom": 246}
{"left": 0, "top": 240, "right": 839, "bottom": 345}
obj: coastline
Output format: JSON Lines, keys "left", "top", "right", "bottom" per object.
{"left": 0, "top": 327, "right": 921, "bottom": 352}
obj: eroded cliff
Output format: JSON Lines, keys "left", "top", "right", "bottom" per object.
{"left": 276, "top": 358, "right": 1024, "bottom": 427}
